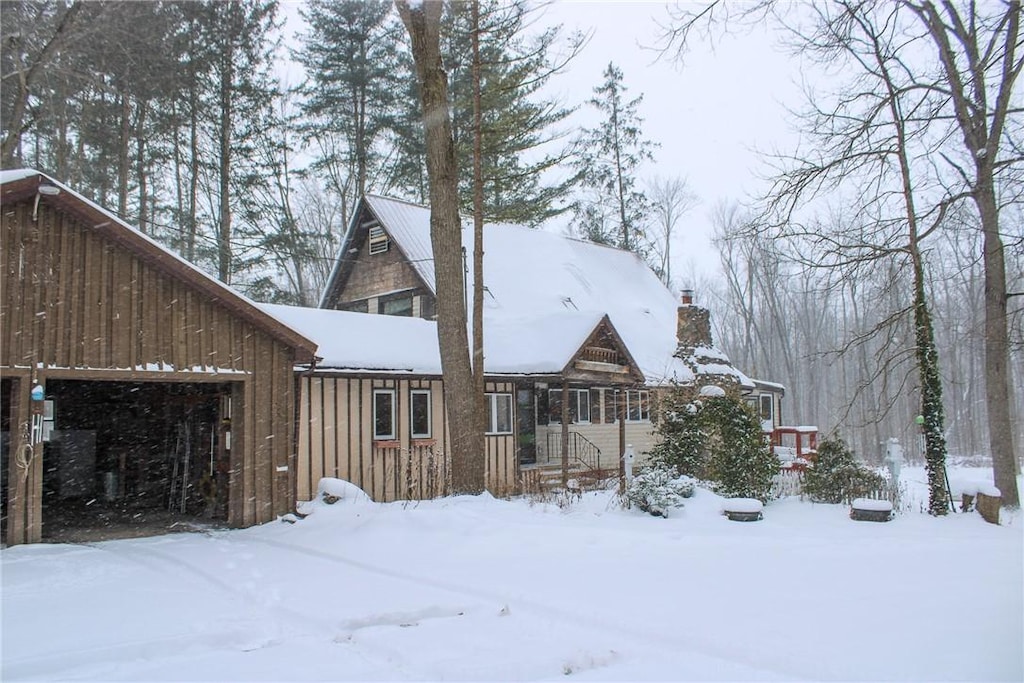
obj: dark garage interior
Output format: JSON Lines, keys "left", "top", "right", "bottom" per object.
{"left": 3, "top": 379, "right": 232, "bottom": 543}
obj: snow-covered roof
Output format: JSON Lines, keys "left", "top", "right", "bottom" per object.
{"left": 329, "top": 195, "right": 752, "bottom": 386}
{"left": 260, "top": 303, "right": 613, "bottom": 377}
{"left": 0, "top": 169, "right": 317, "bottom": 359}
{"left": 0, "top": 169, "right": 39, "bottom": 184}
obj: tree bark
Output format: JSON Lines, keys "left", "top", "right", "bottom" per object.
{"left": 907, "top": 0, "right": 1021, "bottom": 507}
{"left": 397, "top": 0, "right": 485, "bottom": 494}
{"left": 217, "top": 6, "right": 235, "bottom": 285}
{"left": 471, "top": 0, "right": 487, "bottom": 455}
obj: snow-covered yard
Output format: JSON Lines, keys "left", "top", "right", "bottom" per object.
{"left": 2, "top": 467, "right": 1021, "bottom": 681}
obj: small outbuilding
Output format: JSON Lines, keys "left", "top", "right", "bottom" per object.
{"left": 1, "top": 170, "right": 316, "bottom": 545}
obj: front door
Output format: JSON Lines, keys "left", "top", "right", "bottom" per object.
{"left": 516, "top": 387, "right": 536, "bottom": 465}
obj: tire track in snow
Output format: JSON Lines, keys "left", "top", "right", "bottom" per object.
{"left": 4, "top": 540, "right": 435, "bottom": 681}
{"left": 244, "top": 535, "right": 818, "bottom": 681}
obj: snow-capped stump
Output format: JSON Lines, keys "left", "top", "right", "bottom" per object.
{"left": 850, "top": 498, "right": 893, "bottom": 522}
{"left": 976, "top": 486, "right": 1001, "bottom": 525}
{"left": 954, "top": 481, "right": 980, "bottom": 512}
{"left": 722, "top": 498, "right": 763, "bottom": 522}
{"left": 318, "top": 477, "right": 372, "bottom": 505}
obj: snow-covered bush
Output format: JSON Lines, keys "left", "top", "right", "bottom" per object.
{"left": 802, "top": 436, "right": 885, "bottom": 504}
{"left": 649, "top": 388, "right": 777, "bottom": 502}
{"left": 623, "top": 464, "right": 696, "bottom": 517}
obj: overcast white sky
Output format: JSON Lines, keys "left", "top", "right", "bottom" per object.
{"left": 281, "top": 1, "right": 806, "bottom": 287}
{"left": 537, "top": 2, "right": 804, "bottom": 285}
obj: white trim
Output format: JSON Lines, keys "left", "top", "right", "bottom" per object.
{"left": 410, "top": 388, "right": 432, "bottom": 438}
{"left": 373, "top": 388, "right": 397, "bottom": 440}
{"left": 486, "top": 392, "right": 514, "bottom": 435}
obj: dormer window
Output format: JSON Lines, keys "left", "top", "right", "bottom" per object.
{"left": 368, "top": 225, "right": 389, "bottom": 255}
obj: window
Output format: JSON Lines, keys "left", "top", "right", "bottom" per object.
{"left": 759, "top": 395, "right": 774, "bottom": 423}
{"left": 602, "top": 389, "right": 618, "bottom": 423}
{"left": 373, "top": 389, "right": 396, "bottom": 440}
{"left": 486, "top": 393, "right": 513, "bottom": 434}
{"left": 381, "top": 296, "right": 413, "bottom": 317}
{"left": 340, "top": 299, "right": 369, "bottom": 314}
{"left": 368, "top": 225, "right": 389, "bottom": 254}
{"left": 547, "top": 389, "right": 562, "bottom": 424}
{"left": 410, "top": 389, "right": 431, "bottom": 438}
{"left": 546, "top": 388, "right": 591, "bottom": 424}
{"left": 625, "top": 390, "right": 650, "bottom": 422}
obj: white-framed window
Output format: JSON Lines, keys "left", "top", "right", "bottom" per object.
{"left": 625, "top": 390, "right": 650, "bottom": 422}
{"left": 410, "top": 389, "right": 432, "bottom": 438}
{"left": 486, "top": 393, "right": 513, "bottom": 434}
{"left": 546, "top": 388, "right": 591, "bottom": 424}
{"left": 368, "top": 225, "right": 389, "bottom": 254}
{"left": 759, "top": 394, "right": 774, "bottom": 423}
{"left": 373, "top": 388, "right": 396, "bottom": 440}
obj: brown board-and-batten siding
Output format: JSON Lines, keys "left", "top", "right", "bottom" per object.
{"left": 1, "top": 177, "right": 315, "bottom": 544}
{"left": 296, "top": 376, "right": 517, "bottom": 502}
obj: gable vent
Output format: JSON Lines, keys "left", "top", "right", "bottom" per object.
{"left": 368, "top": 225, "right": 389, "bottom": 255}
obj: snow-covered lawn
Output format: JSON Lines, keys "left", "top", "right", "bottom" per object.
{"left": 3, "top": 467, "right": 1021, "bottom": 681}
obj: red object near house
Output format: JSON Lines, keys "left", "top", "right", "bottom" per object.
{"left": 772, "top": 426, "right": 819, "bottom": 472}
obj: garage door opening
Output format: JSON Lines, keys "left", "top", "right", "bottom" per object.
{"left": 39, "top": 380, "right": 232, "bottom": 543}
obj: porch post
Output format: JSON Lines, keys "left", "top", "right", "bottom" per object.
{"left": 560, "top": 381, "right": 569, "bottom": 488}
{"left": 618, "top": 388, "right": 626, "bottom": 494}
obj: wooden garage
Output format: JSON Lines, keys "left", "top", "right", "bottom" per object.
{"left": 1, "top": 170, "right": 316, "bottom": 545}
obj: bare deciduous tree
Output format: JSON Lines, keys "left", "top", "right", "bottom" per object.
{"left": 647, "top": 175, "right": 698, "bottom": 288}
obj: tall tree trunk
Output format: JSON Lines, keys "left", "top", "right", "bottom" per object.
{"left": 471, "top": 0, "right": 487, "bottom": 447}
{"left": 118, "top": 90, "right": 131, "bottom": 217}
{"left": 188, "top": 73, "right": 200, "bottom": 263}
{"left": 135, "top": 99, "right": 149, "bottom": 234}
{"left": 978, "top": 176, "right": 1017, "bottom": 505}
{"left": 908, "top": 0, "right": 1021, "bottom": 507}
{"left": 397, "top": 0, "right": 485, "bottom": 494}
{"left": 217, "top": 12, "right": 235, "bottom": 284}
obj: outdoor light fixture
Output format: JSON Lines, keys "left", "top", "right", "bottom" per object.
{"left": 32, "top": 183, "right": 61, "bottom": 222}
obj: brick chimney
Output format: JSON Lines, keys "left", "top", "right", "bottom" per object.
{"left": 675, "top": 289, "right": 712, "bottom": 353}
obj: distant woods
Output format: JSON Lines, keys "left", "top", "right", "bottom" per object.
{"left": 1, "top": 0, "right": 589, "bottom": 299}
{"left": 2, "top": 0, "right": 1021, "bottom": 472}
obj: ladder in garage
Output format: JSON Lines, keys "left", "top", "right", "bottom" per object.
{"left": 167, "top": 420, "right": 193, "bottom": 513}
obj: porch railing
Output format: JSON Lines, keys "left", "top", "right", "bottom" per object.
{"left": 542, "top": 431, "right": 602, "bottom": 473}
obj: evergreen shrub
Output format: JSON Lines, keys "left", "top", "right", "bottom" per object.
{"left": 802, "top": 435, "right": 885, "bottom": 504}
{"left": 649, "top": 388, "right": 777, "bottom": 502}
{"left": 623, "top": 463, "right": 696, "bottom": 517}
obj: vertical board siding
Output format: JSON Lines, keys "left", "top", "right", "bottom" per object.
{"left": 295, "top": 375, "right": 519, "bottom": 503}
{"left": 2, "top": 200, "right": 300, "bottom": 542}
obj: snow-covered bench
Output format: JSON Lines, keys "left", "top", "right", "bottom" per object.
{"left": 722, "top": 498, "right": 763, "bottom": 522}
{"left": 850, "top": 498, "right": 893, "bottom": 522}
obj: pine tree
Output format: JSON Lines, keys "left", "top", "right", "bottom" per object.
{"left": 294, "top": 0, "right": 401, "bottom": 226}
{"left": 571, "top": 62, "right": 657, "bottom": 254}
{"left": 391, "top": 0, "right": 581, "bottom": 225}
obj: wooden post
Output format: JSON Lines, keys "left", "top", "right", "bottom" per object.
{"left": 618, "top": 389, "right": 627, "bottom": 493}
{"left": 5, "top": 375, "right": 44, "bottom": 545}
{"left": 560, "top": 382, "right": 569, "bottom": 488}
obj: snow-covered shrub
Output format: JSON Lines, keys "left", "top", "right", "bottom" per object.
{"left": 802, "top": 436, "right": 885, "bottom": 504}
{"left": 623, "top": 464, "right": 696, "bottom": 517}
{"left": 650, "top": 388, "right": 777, "bottom": 502}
